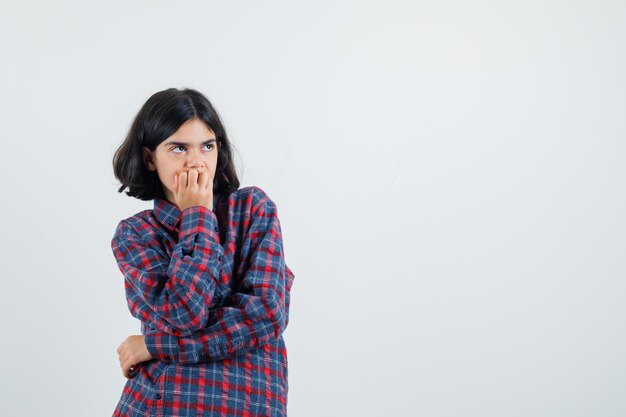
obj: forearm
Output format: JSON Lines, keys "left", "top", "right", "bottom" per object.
{"left": 113, "top": 205, "right": 225, "bottom": 336}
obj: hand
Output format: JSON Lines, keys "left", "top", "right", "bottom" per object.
{"left": 173, "top": 169, "right": 214, "bottom": 212}
{"left": 116, "top": 335, "right": 153, "bottom": 379}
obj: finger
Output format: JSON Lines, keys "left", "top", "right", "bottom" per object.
{"left": 124, "top": 361, "right": 137, "bottom": 379}
{"left": 198, "top": 171, "right": 209, "bottom": 190}
{"left": 188, "top": 169, "right": 199, "bottom": 187}
{"left": 122, "top": 357, "right": 135, "bottom": 374}
{"left": 180, "top": 171, "right": 188, "bottom": 190}
{"left": 121, "top": 352, "right": 134, "bottom": 371}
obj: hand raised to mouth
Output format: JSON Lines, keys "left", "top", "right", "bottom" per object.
{"left": 173, "top": 168, "right": 214, "bottom": 212}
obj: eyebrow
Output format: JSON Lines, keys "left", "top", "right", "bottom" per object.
{"left": 163, "top": 138, "right": 217, "bottom": 147}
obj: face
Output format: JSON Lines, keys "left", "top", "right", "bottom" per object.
{"left": 143, "top": 117, "right": 220, "bottom": 207}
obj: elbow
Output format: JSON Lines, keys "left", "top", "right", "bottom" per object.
{"left": 165, "top": 278, "right": 215, "bottom": 335}
{"left": 174, "top": 305, "right": 209, "bottom": 337}
{"left": 152, "top": 294, "right": 210, "bottom": 337}
{"left": 143, "top": 311, "right": 207, "bottom": 338}
{"left": 266, "top": 293, "right": 288, "bottom": 338}
{"left": 126, "top": 279, "right": 211, "bottom": 337}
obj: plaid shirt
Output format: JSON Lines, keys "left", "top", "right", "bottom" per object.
{"left": 110, "top": 186, "right": 295, "bottom": 417}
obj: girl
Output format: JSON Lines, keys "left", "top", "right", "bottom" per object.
{"left": 110, "top": 88, "right": 295, "bottom": 417}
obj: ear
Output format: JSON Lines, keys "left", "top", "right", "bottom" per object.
{"left": 143, "top": 147, "right": 156, "bottom": 171}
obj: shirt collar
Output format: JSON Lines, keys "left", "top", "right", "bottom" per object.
{"left": 153, "top": 194, "right": 221, "bottom": 232}
{"left": 153, "top": 197, "right": 182, "bottom": 231}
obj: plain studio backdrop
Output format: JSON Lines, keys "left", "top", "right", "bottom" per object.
{"left": 0, "top": 1, "right": 625, "bottom": 416}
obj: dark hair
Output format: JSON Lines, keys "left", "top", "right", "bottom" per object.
{"left": 112, "top": 87, "right": 240, "bottom": 201}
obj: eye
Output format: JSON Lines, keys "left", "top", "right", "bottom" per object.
{"left": 170, "top": 143, "right": 214, "bottom": 154}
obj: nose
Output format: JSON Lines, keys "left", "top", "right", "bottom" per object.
{"left": 185, "top": 149, "right": 205, "bottom": 170}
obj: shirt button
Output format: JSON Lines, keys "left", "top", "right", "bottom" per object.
{"left": 201, "top": 352, "right": 206, "bottom": 357}
{"left": 155, "top": 393, "right": 162, "bottom": 400}
{"left": 164, "top": 356, "right": 171, "bottom": 363}
{"left": 213, "top": 226, "right": 218, "bottom": 232}
{"left": 218, "top": 255, "right": 222, "bottom": 261}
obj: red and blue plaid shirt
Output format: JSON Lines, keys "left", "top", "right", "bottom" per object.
{"left": 110, "top": 186, "right": 295, "bottom": 417}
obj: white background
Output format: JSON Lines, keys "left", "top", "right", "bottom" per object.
{"left": 1, "top": 1, "right": 625, "bottom": 416}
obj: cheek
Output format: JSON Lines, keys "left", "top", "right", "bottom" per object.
{"left": 164, "top": 170, "right": 177, "bottom": 184}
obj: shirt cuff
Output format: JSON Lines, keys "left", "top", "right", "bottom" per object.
{"left": 145, "top": 332, "right": 179, "bottom": 363}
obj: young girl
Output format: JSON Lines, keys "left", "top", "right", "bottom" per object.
{"left": 110, "top": 88, "right": 295, "bottom": 417}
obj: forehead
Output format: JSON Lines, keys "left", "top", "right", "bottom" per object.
{"left": 160, "top": 118, "right": 216, "bottom": 147}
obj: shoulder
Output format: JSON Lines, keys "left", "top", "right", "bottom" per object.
{"left": 112, "top": 209, "right": 153, "bottom": 241}
{"left": 228, "top": 185, "right": 278, "bottom": 215}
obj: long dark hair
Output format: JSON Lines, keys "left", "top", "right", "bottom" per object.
{"left": 112, "top": 87, "right": 240, "bottom": 201}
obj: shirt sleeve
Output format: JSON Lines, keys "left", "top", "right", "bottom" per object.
{"left": 143, "top": 197, "right": 295, "bottom": 364}
{"left": 111, "top": 206, "right": 225, "bottom": 337}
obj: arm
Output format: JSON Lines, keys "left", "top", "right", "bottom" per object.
{"left": 143, "top": 196, "right": 295, "bottom": 364}
{"left": 111, "top": 206, "right": 226, "bottom": 337}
